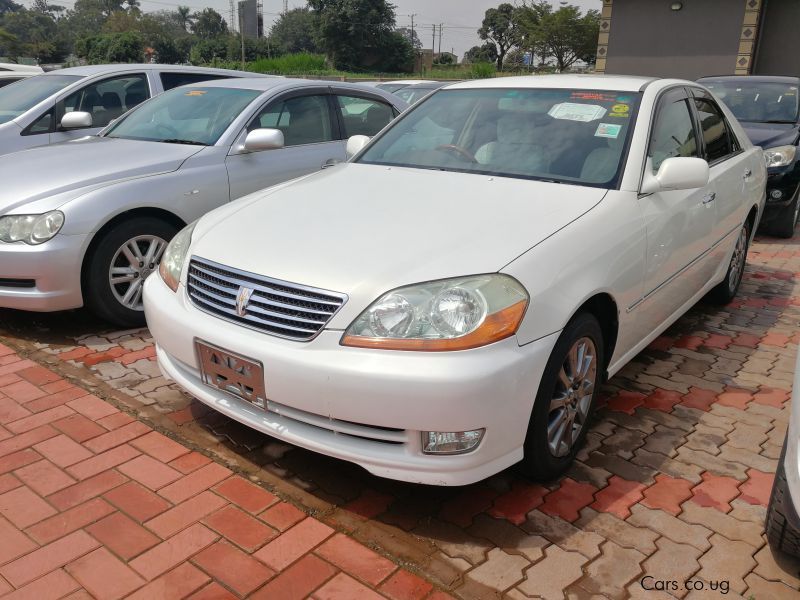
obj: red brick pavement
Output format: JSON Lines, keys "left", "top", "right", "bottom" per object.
{"left": 0, "top": 346, "right": 450, "bottom": 599}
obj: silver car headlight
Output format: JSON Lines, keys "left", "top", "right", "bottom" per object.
{"left": 158, "top": 221, "right": 196, "bottom": 292}
{"left": 342, "top": 274, "right": 528, "bottom": 351}
{"left": 764, "top": 145, "right": 796, "bottom": 168}
{"left": 0, "top": 211, "right": 64, "bottom": 245}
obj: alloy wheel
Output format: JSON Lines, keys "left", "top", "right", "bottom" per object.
{"left": 108, "top": 235, "right": 167, "bottom": 311}
{"left": 547, "top": 336, "right": 597, "bottom": 457}
{"left": 728, "top": 226, "right": 748, "bottom": 294}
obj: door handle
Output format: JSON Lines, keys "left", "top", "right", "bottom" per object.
{"left": 321, "top": 159, "right": 340, "bottom": 169}
{"left": 743, "top": 169, "right": 752, "bottom": 179}
{"left": 702, "top": 192, "right": 716, "bottom": 204}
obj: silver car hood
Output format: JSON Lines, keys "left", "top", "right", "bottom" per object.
{"left": 191, "top": 164, "right": 607, "bottom": 321}
{"left": 0, "top": 137, "right": 202, "bottom": 214}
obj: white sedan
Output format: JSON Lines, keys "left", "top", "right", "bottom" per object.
{"left": 143, "top": 75, "right": 766, "bottom": 485}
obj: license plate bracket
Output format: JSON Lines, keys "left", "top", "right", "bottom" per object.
{"left": 196, "top": 340, "right": 267, "bottom": 410}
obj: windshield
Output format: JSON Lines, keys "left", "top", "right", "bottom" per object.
{"left": 376, "top": 83, "right": 406, "bottom": 93}
{"left": 358, "top": 88, "right": 640, "bottom": 187}
{"left": 702, "top": 80, "right": 799, "bottom": 123}
{"left": 105, "top": 86, "right": 261, "bottom": 145}
{"left": 396, "top": 87, "right": 436, "bottom": 105}
{"left": 0, "top": 74, "right": 82, "bottom": 125}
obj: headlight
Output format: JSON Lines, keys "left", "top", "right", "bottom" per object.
{"left": 158, "top": 221, "right": 196, "bottom": 292}
{"left": 764, "top": 145, "right": 796, "bottom": 168}
{"left": 342, "top": 274, "right": 528, "bottom": 351}
{"left": 0, "top": 211, "right": 64, "bottom": 245}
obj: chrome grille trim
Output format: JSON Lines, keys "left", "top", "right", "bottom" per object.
{"left": 187, "top": 256, "right": 347, "bottom": 341}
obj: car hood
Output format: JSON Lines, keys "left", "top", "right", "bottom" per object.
{"left": 191, "top": 164, "right": 607, "bottom": 322}
{"left": 740, "top": 121, "right": 800, "bottom": 149}
{"left": 0, "top": 137, "right": 202, "bottom": 214}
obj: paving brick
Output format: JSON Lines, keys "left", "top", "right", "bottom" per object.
{"left": 414, "top": 519, "right": 492, "bottom": 565}
{"left": 146, "top": 490, "right": 227, "bottom": 538}
{"left": 33, "top": 435, "right": 92, "bottom": 468}
{"left": 117, "top": 454, "right": 182, "bottom": 490}
{"left": 0, "top": 484, "right": 57, "bottom": 528}
{"left": 187, "top": 582, "right": 237, "bottom": 599}
{"left": 66, "top": 547, "right": 145, "bottom": 600}
{"left": 584, "top": 451, "right": 656, "bottom": 484}
{"left": 521, "top": 510, "right": 603, "bottom": 559}
{"left": 6, "top": 405, "right": 74, "bottom": 435}
{"left": 590, "top": 475, "right": 646, "bottom": 519}
{"left": 66, "top": 444, "right": 139, "bottom": 480}
{"left": 254, "top": 517, "right": 335, "bottom": 571}
{"left": 487, "top": 481, "right": 548, "bottom": 525}
{"left": 685, "top": 424, "right": 727, "bottom": 456}
{"left": 690, "top": 472, "right": 741, "bottom": 512}
{"left": 169, "top": 451, "right": 212, "bottom": 474}
{"left": 103, "top": 481, "right": 171, "bottom": 522}
{"left": 213, "top": 476, "right": 278, "bottom": 514}
{"left": 130, "top": 523, "right": 219, "bottom": 580}
{"left": 628, "top": 505, "right": 712, "bottom": 551}
{"left": 738, "top": 468, "right": 774, "bottom": 506}
{"left": 677, "top": 502, "right": 763, "bottom": 547}
{"left": 461, "top": 547, "right": 528, "bottom": 596}
{"left": 641, "top": 474, "right": 693, "bottom": 515}
{"left": 96, "top": 412, "right": 135, "bottom": 431}
{"left": 129, "top": 431, "right": 190, "bottom": 463}
{"left": 752, "top": 544, "right": 800, "bottom": 589}
{"left": 26, "top": 497, "right": 115, "bottom": 544}
{"left": 0, "top": 514, "right": 38, "bottom": 565}
{"left": 641, "top": 537, "right": 702, "bottom": 599}
{"left": 516, "top": 545, "right": 586, "bottom": 599}
{"left": 438, "top": 486, "right": 497, "bottom": 528}
{"left": 52, "top": 414, "right": 105, "bottom": 443}
{"left": 312, "top": 572, "right": 387, "bottom": 600}
{"left": 14, "top": 459, "right": 76, "bottom": 496}
{"left": 468, "top": 513, "right": 549, "bottom": 563}
{"left": 25, "top": 387, "right": 89, "bottom": 414}
{"left": 48, "top": 469, "right": 128, "bottom": 511}
{"left": 0, "top": 529, "right": 99, "bottom": 587}
{"left": 744, "top": 573, "right": 800, "bottom": 600}
{"left": 0, "top": 568, "right": 80, "bottom": 600}
{"left": 66, "top": 395, "right": 118, "bottom": 421}
{"left": 539, "top": 478, "right": 597, "bottom": 522}
{"left": 696, "top": 534, "right": 756, "bottom": 594}
{"left": 260, "top": 501, "right": 307, "bottom": 532}
{"left": 0, "top": 473, "right": 20, "bottom": 494}
{"left": 158, "top": 462, "right": 231, "bottom": 504}
{"left": 204, "top": 504, "right": 277, "bottom": 552}
{"left": 675, "top": 446, "right": 748, "bottom": 480}
{"left": 316, "top": 533, "right": 397, "bottom": 586}
{"left": 83, "top": 421, "right": 149, "bottom": 454}
{"left": 1, "top": 380, "right": 47, "bottom": 404}
{"left": 574, "top": 508, "right": 658, "bottom": 555}
{"left": 126, "top": 562, "right": 210, "bottom": 600}
{"left": 578, "top": 541, "right": 644, "bottom": 599}
{"left": 87, "top": 512, "right": 160, "bottom": 560}
{"left": 0, "top": 396, "right": 31, "bottom": 425}
{"left": 0, "top": 448, "right": 41, "bottom": 475}
{"left": 192, "top": 540, "right": 275, "bottom": 596}
{"left": 379, "top": 569, "right": 434, "bottom": 600}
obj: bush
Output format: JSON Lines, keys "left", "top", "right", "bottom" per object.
{"left": 470, "top": 61, "right": 496, "bottom": 79}
{"left": 247, "top": 52, "right": 327, "bottom": 75}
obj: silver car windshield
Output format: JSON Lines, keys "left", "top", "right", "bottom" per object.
{"left": 358, "top": 88, "right": 641, "bottom": 188}
{"left": 0, "top": 74, "right": 83, "bottom": 125}
{"left": 105, "top": 86, "right": 261, "bottom": 146}
{"left": 702, "top": 80, "right": 799, "bottom": 124}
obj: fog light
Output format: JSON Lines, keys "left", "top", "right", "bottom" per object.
{"left": 422, "top": 430, "right": 485, "bottom": 455}
{"left": 770, "top": 189, "right": 784, "bottom": 200}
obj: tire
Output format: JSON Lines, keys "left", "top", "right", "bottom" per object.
{"left": 771, "top": 189, "right": 800, "bottom": 239}
{"left": 766, "top": 440, "right": 800, "bottom": 558}
{"left": 83, "top": 217, "right": 177, "bottom": 327}
{"left": 708, "top": 219, "right": 750, "bottom": 305}
{"left": 519, "top": 312, "right": 605, "bottom": 481}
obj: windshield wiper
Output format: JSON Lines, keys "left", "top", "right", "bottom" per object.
{"left": 161, "top": 139, "right": 208, "bottom": 146}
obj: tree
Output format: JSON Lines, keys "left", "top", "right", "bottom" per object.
{"left": 478, "top": 3, "right": 519, "bottom": 71}
{"left": 395, "top": 26, "right": 421, "bottom": 50}
{"left": 514, "top": 0, "right": 551, "bottom": 68}
{"left": 536, "top": 4, "right": 599, "bottom": 71}
{"left": 0, "top": 0, "right": 21, "bottom": 16}
{"left": 191, "top": 8, "right": 227, "bottom": 39}
{"left": 464, "top": 43, "right": 497, "bottom": 65}
{"left": 433, "top": 52, "right": 455, "bottom": 66}
{"left": 76, "top": 30, "right": 143, "bottom": 62}
{"left": 269, "top": 7, "right": 318, "bottom": 54}
{"left": 1, "top": 8, "right": 65, "bottom": 61}
{"left": 176, "top": 5, "right": 192, "bottom": 32}
{"left": 31, "top": 0, "right": 65, "bottom": 19}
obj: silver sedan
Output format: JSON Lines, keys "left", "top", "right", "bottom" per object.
{"left": 0, "top": 78, "right": 406, "bottom": 325}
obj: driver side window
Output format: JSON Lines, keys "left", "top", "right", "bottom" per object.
{"left": 62, "top": 74, "right": 149, "bottom": 129}
{"left": 648, "top": 96, "right": 698, "bottom": 172}
{"left": 249, "top": 94, "right": 333, "bottom": 147}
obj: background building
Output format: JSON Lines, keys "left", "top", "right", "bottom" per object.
{"left": 238, "top": 0, "right": 263, "bottom": 39}
{"left": 595, "top": 0, "right": 799, "bottom": 79}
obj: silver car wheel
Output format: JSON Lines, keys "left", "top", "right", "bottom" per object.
{"left": 108, "top": 235, "right": 167, "bottom": 311}
{"left": 547, "top": 337, "right": 597, "bottom": 458}
{"left": 728, "top": 225, "right": 748, "bottom": 294}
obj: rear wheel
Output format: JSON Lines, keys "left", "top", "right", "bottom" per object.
{"left": 83, "top": 217, "right": 177, "bottom": 327}
{"left": 766, "top": 440, "right": 800, "bottom": 558}
{"left": 772, "top": 188, "right": 800, "bottom": 239}
{"left": 519, "top": 313, "right": 604, "bottom": 481}
{"left": 709, "top": 219, "right": 750, "bottom": 305}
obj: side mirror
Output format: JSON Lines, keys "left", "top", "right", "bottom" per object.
{"left": 60, "top": 111, "right": 93, "bottom": 130}
{"left": 641, "top": 157, "right": 710, "bottom": 194}
{"left": 346, "top": 135, "right": 371, "bottom": 159}
{"left": 243, "top": 128, "right": 284, "bottom": 153}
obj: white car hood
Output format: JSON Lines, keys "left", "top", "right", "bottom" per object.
{"left": 0, "top": 136, "right": 202, "bottom": 214}
{"left": 191, "top": 164, "right": 607, "bottom": 323}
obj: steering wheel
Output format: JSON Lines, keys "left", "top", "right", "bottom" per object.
{"left": 435, "top": 144, "right": 478, "bottom": 163}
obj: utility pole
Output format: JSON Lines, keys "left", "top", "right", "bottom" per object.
{"left": 438, "top": 23, "right": 443, "bottom": 56}
{"left": 432, "top": 24, "right": 436, "bottom": 54}
{"left": 409, "top": 13, "right": 417, "bottom": 47}
{"left": 240, "top": 8, "right": 245, "bottom": 70}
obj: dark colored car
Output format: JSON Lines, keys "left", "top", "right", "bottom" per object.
{"left": 699, "top": 76, "right": 800, "bottom": 237}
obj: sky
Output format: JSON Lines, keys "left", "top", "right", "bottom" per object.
{"left": 23, "top": 0, "right": 601, "bottom": 60}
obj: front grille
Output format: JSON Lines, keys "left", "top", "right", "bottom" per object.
{"left": 187, "top": 257, "right": 347, "bottom": 341}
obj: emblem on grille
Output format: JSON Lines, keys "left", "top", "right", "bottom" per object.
{"left": 235, "top": 286, "right": 254, "bottom": 317}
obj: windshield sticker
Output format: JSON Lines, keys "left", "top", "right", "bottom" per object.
{"left": 595, "top": 123, "right": 622, "bottom": 139}
{"left": 548, "top": 102, "right": 607, "bottom": 122}
{"left": 185, "top": 90, "right": 207, "bottom": 96}
{"left": 609, "top": 103, "right": 630, "bottom": 118}
{"left": 570, "top": 91, "right": 617, "bottom": 102}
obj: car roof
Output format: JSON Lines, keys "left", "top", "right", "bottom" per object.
{"left": 45, "top": 64, "right": 268, "bottom": 78}
{"left": 403, "top": 81, "right": 453, "bottom": 90}
{"left": 0, "top": 63, "right": 44, "bottom": 73}
{"left": 184, "top": 77, "right": 405, "bottom": 97}
{"left": 698, "top": 75, "right": 800, "bottom": 84}
{"left": 381, "top": 79, "right": 436, "bottom": 85}
{"left": 446, "top": 74, "right": 660, "bottom": 92}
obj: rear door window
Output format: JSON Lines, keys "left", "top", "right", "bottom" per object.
{"left": 693, "top": 96, "right": 737, "bottom": 163}
{"left": 160, "top": 72, "right": 231, "bottom": 91}
{"left": 335, "top": 94, "right": 395, "bottom": 137}
{"left": 250, "top": 94, "right": 334, "bottom": 146}
{"left": 62, "top": 73, "right": 149, "bottom": 128}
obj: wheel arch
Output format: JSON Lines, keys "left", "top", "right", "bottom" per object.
{"left": 747, "top": 203, "right": 760, "bottom": 239}
{"left": 572, "top": 292, "right": 619, "bottom": 381}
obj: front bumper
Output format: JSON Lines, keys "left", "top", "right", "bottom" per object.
{"left": 0, "top": 233, "right": 87, "bottom": 311}
{"left": 144, "top": 273, "right": 558, "bottom": 486}
{"left": 760, "top": 163, "right": 800, "bottom": 223}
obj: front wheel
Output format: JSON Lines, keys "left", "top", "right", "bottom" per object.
{"left": 765, "top": 441, "right": 800, "bottom": 558}
{"left": 83, "top": 217, "right": 177, "bottom": 327}
{"left": 708, "top": 219, "right": 750, "bottom": 305}
{"left": 519, "top": 312, "right": 604, "bottom": 481}
{"left": 771, "top": 188, "right": 800, "bottom": 239}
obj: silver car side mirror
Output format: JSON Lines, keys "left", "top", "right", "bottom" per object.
{"left": 243, "top": 128, "right": 284, "bottom": 153}
{"left": 346, "top": 135, "right": 371, "bottom": 159}
{"left": 641, "top": 157, "right": 710, "bottom": 194}
{"left": 60, "top": 111, "right": 93, "bottom": 130}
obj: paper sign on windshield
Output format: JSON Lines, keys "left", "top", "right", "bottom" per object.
{"left": 595, "top": 123, "right": 622, "bottom": 139}
{"left": 548, "top": 103, "right": 607, "bottom": 122}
